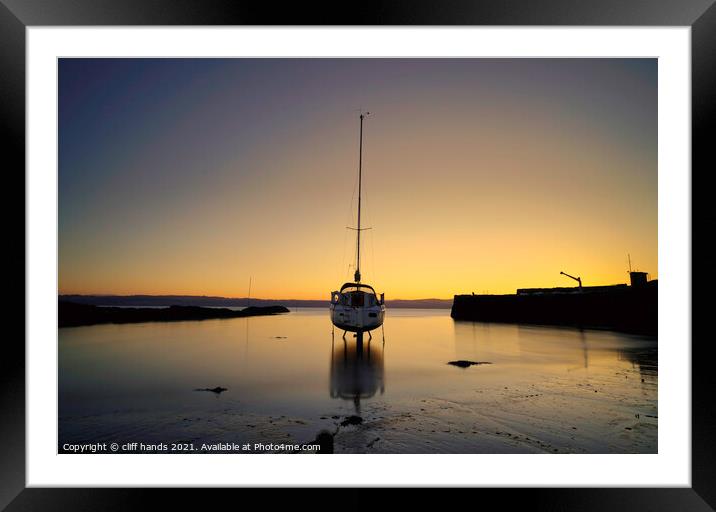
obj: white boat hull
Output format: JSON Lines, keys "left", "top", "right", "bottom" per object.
{"left": 330, "top": 303, "right": 385, "bottom": 332}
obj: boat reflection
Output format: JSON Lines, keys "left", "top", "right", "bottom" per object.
{"left": 329, "top": 331, "right": 385, "bottom": 414}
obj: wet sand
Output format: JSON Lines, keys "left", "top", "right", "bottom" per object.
{"left": 59, "top": 358, "right": 656, "bottom": 454}
{"left": 59, "top": 308, "right": 656, "bottom": 454}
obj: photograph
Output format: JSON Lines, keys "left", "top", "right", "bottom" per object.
{"left": 57, "top": 57, "right": 658, "bottom": 455}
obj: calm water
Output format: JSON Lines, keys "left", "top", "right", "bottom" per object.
{"left": 59, "top": 308, "right": 657, "bottom": 453}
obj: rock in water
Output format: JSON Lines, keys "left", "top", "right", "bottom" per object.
{"left": 340, "top": 415, "right": 363, "bottom": 426}
{"left": 447, "top": 360, "right": 492, "bottom": 368}
{"left": 314, "top": 431, "right": 334, "bottom": 454}
{"left": 195, "top": 387, "right": 228, "bottom": 394}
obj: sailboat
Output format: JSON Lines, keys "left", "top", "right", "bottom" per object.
{"left": 330, "top": 112, "right": 386, "bottom": 333}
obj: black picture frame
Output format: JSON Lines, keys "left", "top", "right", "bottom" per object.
{"left": 2, "top": 0, "right": 712, "bottom": 508}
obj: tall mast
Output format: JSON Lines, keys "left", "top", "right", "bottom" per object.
{"left": 355, "top": 113, "right": 364, "bottom": 283}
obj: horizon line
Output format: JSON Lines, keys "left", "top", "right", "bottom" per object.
{"left": 58, "top": 293, "right": 456, "bottom": 301}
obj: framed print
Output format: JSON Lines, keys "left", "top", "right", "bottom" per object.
{"left": 2, "top": 0, "right": 713, "bottom": 508}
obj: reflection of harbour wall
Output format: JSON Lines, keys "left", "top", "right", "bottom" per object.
{"left": 617, "top": 346, "right": 658, "bottom": 380}
{"left": 451, "top": 282, "right": 657, "bottom": 336}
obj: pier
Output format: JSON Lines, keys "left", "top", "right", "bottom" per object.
{"left": 451, "top": 281, "right": 657, "bottom": 336}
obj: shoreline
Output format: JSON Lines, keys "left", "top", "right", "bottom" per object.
{"left": 58, "top": 301, "right": 289, "bottom": 328}
{"left": 58, "top": 294, "right": 453, "bottom": 310}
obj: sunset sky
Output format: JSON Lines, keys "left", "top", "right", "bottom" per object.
{"left": 59, "top": 58, "right": 657, "bottom": 300}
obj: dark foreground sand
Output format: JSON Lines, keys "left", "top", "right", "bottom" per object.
{"left": 60, "top": 366, "right": 656, "bottom": 454}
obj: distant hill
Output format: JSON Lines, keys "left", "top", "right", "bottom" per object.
{"left": 58, "top": 294, "right": 453, "bottom": 309}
